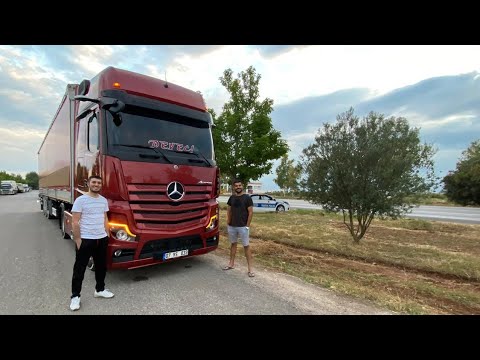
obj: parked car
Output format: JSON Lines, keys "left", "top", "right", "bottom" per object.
{"left": 1, "top": 180, "right": 18, "bottom": 195}
{"left": 249, "top": 194, "right": 290, "bottom": 212}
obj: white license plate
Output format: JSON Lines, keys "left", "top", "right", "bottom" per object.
{"left": 163, "top": 249, "right": 188, "bottom": 260}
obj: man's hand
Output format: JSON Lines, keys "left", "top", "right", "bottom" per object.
{"left": 74, "top": 237, "right": 81, "bottom": 250}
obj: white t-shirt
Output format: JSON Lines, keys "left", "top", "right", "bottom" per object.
{"left": 72, "top": 194, "right": 109, "bottom": 239}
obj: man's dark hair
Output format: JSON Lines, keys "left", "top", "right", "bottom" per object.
{"left": 88, "top": 175, "right": 102, "bottom": 182}
{"left": 232, "top": 178, "right": 242, "bottom": 185}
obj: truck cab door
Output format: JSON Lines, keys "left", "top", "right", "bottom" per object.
{"left": 75, "top": 109, "right": 100, "bottom": 196}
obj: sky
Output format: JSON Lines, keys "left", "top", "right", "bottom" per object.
{"left": 0, "top": 45, "right": 479, "bottom": 191}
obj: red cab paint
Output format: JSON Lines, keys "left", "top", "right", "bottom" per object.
{"left": 38, "top": 67, "right": 220, "bottom": 269}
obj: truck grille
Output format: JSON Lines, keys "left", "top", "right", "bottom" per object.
{"left": 127, "top": 183, "right": 211, "bottom": 229}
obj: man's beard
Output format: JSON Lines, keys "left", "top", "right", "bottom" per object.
{"left": 235, "top": 188, "right": 242, "bottom": 194}
{"left": 90, "top": 188, "right": 101, "bottom": 193}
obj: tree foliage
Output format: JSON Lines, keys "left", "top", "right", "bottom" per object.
{"left": 443, "top": 140, "right": 480, "bottom": 205}
{"left": 274, "top": 155, "right": 302, "bottom": 193}
{"left": 211, "top": 66, "right": 289, "bottom": 186}
{"left": 25, "top": 171, "right": 39, "bottom": 190}
{"left": 301, "top": 108, "right": 436, "bottom": 242}
{"left": 0, "top": 171, "right": 24, "bottom": 183}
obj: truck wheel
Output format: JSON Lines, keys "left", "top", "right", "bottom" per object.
{"left": 58, "top": 206, "right": 63, "bottom": 228}
{"left": 60, "top": 206, "right": 70, "bottom": 239}
{"left": 46, "top": 200, "right": 54, "bottom": 219}
{"left": 88, "top": 257, "right": 95, "bottom": 271}
{"left": 43, "top": 198, "right": 49, "bottom": 218}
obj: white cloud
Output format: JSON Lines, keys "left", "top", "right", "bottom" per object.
{"left": 423, "top": 113, "right": 476, "bottom": 128}
{"left": 146, "top": 45, "right": 480, "bottom": 113}
{"left": 1, "top": 44, "right": 480, "bottom": 181}
{"left": 68, "top": 45, "right": 119, "bottom": 76}
{"left": 386, "top": 110, "right": 477, "bottom": 130}
{"left": 285, "top": 132, "right": 316, "bottom": 157}
{"left": 0, "top": 126, "right": 44, "bottom": 172}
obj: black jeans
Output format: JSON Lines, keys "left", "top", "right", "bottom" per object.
{"left": 71, "top": 236, "right": 108, "bottom": 298}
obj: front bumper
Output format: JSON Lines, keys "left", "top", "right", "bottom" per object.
{"left": 106, "top": 231, "right": 219, "bottom": 270}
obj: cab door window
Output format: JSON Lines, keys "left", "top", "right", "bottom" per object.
{"left": 88, "top": 113, "right": 99, "bottom": 152}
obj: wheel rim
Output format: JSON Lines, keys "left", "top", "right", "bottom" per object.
{"left": 61, "top": 212, "right": 65, "bottom": 235}
{"left": 277, "top": 205, "right": 285, "bottom": 212}
{"left": 44, "top": 199, "right": 48, "bottom": 217}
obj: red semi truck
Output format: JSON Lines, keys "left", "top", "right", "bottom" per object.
{"left": 38, "top": 66, "right": 220, "bottom": 269}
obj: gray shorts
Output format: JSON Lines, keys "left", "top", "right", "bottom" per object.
{"left": 227, "top": 225, "right": 250, "bottom": 246}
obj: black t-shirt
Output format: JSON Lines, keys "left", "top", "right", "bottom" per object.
{"left": 227, "top": 194, "right": 253, "bottom": 227}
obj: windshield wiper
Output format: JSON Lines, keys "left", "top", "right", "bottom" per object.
{"left": 113, "top": 144, "right": 173, "bottom": 164}
{"left": 168, "top": 148, "right": 213, "bottom": 167}
{"left": 192, "top": 149, "right": 213, "bottom": 167}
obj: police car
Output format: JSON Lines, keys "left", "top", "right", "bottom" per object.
{"left": 249, "top": 194, "right": 290, "bottom": 212}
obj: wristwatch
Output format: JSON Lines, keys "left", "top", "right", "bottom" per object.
{"left": 245, "top": 226, "right": 250, "bottom": 230}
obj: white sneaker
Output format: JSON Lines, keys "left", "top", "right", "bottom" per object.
{"left": 94, "top": 289, "right": 114, "bottom": 298}
{"left": 70, "top": 296, "right": 81, "bottom": 311}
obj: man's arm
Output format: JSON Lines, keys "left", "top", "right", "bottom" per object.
{"left": 246, "top": 206, "right": 253, "bottom": 227}
{"left": 227, "top": 205, "right": 232, "bottom": 226}
{"left": 104, "top": 212, "right": 110, "bottom": 238}
{"left": 72, "top": 212, "right": 82, "bottom": 250}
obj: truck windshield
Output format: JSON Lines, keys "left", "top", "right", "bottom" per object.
{"left": 105, "top": 108, "right": 214, "bottom": 167}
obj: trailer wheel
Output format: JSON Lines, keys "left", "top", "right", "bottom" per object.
{"left": 58, "top": 205, "right": 63, "bottom": 228}
{"left": 60, "top": 205, "right": 70, "bottom": 239}
{"left": 43, "top": 198, "right": 49, "bottom": 218}
{"left": 46, "top": 200, "right": 54, "bottom": 219}
{"left": 88, "top": 257, "right": 95, "bottom": 271}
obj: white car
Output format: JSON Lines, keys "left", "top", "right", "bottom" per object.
{"left": 249, "top": 194, "right": 290, "bottom": 212}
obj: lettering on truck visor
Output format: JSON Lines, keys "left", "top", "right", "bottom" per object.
{"left": 148, "top": 140, "right": 195, "bottom": 153}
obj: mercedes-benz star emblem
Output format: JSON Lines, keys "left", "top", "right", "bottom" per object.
{"left": 167, "top": 181, "right": 185, "bottom": 201}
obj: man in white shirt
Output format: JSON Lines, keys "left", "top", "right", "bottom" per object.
{"left": 69, "top": 175, "right": 114, "bottom": 311}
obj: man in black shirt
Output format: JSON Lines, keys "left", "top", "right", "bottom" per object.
{"left": 223, "top": 178, "right": 254, "bottom": 277}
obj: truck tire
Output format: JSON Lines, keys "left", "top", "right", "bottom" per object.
{"left": 46, "top": 200, "right": 54, "bottom": 219}
{"left": 60, "top": 205, "right": 70, "bottom": 239}
{"left": 88, "top": 257, "right": 95, "bottom": 271}
{"left": 43, "top": 198, "right": 49, "bottom": 218}
{"left": 58, "top": 205, "right": 63, "bottom": 228}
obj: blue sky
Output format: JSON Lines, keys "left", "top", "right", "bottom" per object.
{"left": 0, "top": 45, "right": 479, "bottom": 191}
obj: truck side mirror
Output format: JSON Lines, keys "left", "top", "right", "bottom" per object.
{"left": 78, "top": 80, "right": 90, "bottom": 96}
{"left": 74, "top": 95, "right": 100, "bottom": 103}
{"left": 106, "top": 100, "right": 125, "bottom": 114}
{"left": 101, "top": 98, "right": 125, "bottom": 114}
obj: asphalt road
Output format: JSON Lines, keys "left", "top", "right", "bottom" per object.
{"left": 0, "top": 191, "right": 390, "bottom": 315}
{"left": 218, "top": 196, "right": 480, "bottom": 225}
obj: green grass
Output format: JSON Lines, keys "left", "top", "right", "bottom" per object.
{"left": 216, "top": 204, "right": 480, "bottom": 314}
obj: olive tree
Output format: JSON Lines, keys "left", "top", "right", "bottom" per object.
{"left": 301, "top": 108, "right": 436, "bottom": 242}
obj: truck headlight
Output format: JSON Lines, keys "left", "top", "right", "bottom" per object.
{"left": 205, "top": 215, "right": 218, "bottom": 231}
{"left": 115, "top": 229, "right": 129, "bottom": 241}
{"left": 109, "top": 222, "right": 137, "bottom": 242}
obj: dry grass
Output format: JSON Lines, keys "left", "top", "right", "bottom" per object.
{"left": 217, "top": 205, "right": 480, "bottom": 314}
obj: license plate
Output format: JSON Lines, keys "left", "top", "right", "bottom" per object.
{"left": 163, "top": 249, "right": 188, "bottom": 260}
